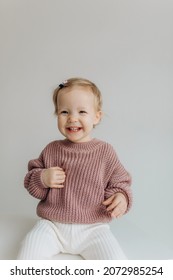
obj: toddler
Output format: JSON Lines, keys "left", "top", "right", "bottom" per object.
{"left": 17, "top": 77, "right": 132, "bottom": 260}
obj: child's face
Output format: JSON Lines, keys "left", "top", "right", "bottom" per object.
{"left": 57, "top": 86, "right": 102, "bottom": 143}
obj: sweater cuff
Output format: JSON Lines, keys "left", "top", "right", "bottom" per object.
{"left": 30, "top": 169, "right": 48, "bottom": 190}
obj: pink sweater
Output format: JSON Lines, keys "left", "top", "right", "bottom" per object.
{"left": 24, "top": 138, "right": 132, "bottom": 224}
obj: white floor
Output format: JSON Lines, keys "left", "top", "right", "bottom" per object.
{"left": 0, "top": 215, "right": 172, "bottom": 260}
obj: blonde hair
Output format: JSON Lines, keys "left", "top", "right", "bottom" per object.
{"left": 53, "top": 77, "right": 102, "bottom": 115}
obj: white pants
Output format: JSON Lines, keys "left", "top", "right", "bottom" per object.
{"left": 17, "top": 219, "right": 127, "bottom": 260}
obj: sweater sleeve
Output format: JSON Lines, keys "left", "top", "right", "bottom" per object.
{"left": 104, "top": 144, "right": 132, "bottom": 213}
{"left": 24, "top": 150, "right": 49, "bottom": 200}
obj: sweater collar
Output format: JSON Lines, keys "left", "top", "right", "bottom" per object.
{"left": 59, "top": 138, "right": 101, "bottom": 151}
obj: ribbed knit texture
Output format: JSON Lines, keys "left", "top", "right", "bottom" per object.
{"left": 24, "top": 138, "right": 132, "bottom": 224}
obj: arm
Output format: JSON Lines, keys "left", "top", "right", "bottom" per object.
{"left": 24, "top": 151, "right": 49, "bottom": 200}
{"left": 24, "top": 150, "right": 66, "bottom": 200}
{"left": 103, "top": 145, "right": 132, "bottom": 216}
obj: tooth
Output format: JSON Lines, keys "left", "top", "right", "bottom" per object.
{"left": 70, "top": 128, "right": 78, "bottom": 131}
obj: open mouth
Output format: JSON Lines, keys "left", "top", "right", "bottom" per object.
{"left": 66, "top": 127, "right": 82, "bottom": 132}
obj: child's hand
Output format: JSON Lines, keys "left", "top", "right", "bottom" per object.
{"left": 103, "top": 193, "right": 127, "bottom": 218}
{"left": 41, "top": 167, "right": 66, "bottom": 188}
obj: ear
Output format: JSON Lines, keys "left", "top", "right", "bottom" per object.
{"left": 94, "top": 111, "right": 103, "bottom": 125}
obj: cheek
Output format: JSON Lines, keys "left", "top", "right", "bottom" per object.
{"left": 84, "top": 116, "right": 96, "bottom": 127}
{"left": 90, "top": 114, "right": 98, "bottom": 124}
{"left": 57, "top": 117, "right": 64, "bottom": 128}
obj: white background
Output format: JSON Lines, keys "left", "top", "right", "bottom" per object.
{"left": 0, "top": 0, "right": 173, "bottom": 258}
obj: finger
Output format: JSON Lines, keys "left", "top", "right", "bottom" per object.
{"left": 111, "top": 205, "right": 126, "bottom": 218}
{"left": 116, "top": 213, "right": 123, "bottom": 219}
{"left": 51, "top": 166, "right": 64, "bottom": 171}
{"left": 56, "top": 184, "right": 64, "bottom": 188}
{"left": 106, "top": 195, "right": 121, "bottom": 211}
{"left": 51, "top": 184, "right": 64, "bottom": 188}
{"left": 111, "top": 207, "right": 122, "bottom": 218}
{"left": 102, "top": 195, "right": 115, "bottom": 205}
{"left": 50, "top": 177, "right": 65, "bottom": 186}
{"left": 55, "top": 172, "right": 66, "bottom": 178}
{"left": 106, "top": 200, "right": 120, "bottom": 212}
{"left": 106, "top": 194, "right": 127, "bottom": 211}
{"left": 55, "top": 177, "right": 66, "bottom": 184}
{"left": 111, "top": 211, "right": 123, "bottom": 218}
{"left": 55, "top": 174, "right": 66, "bottom": 179}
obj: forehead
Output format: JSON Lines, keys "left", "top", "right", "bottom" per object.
{"left": 57, "top": 86, "right": 95, "bottom": 106}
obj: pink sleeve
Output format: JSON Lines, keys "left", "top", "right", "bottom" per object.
{"left": 104, "top": 145, "right": 133, "bottom": 213}
{"left": 24, "top": 151, "right": 49, "bottom": 200}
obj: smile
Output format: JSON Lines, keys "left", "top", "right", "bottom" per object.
{"left": 66, "top": 127, "right": 82, "bottom": 132}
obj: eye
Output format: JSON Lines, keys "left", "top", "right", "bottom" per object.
{"left": 60, "top": 110, "right": 68, "bottom": 115}
{"left": 79, "top": 110, "right": 87, "bottom": 114}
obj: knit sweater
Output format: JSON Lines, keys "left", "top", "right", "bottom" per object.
{"left": 24, "top": 138, "right": 132, "bottom": 224}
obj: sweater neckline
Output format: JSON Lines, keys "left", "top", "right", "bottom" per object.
{"left": 59, "top": 138, "right": 102, "bottom": 151}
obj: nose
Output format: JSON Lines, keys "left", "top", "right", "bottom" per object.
{"left": 68, "top": 113, "right": 78, "bottom": 123}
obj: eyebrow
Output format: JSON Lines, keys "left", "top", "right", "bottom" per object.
{"left": 77, "top": 107, "right": 88, "bottom": 110}
{"left": 58, "top": 106, "right": 88, "bottom": 110}
{"left": 58, "top": 107, "right": 68, "bottom": 111}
